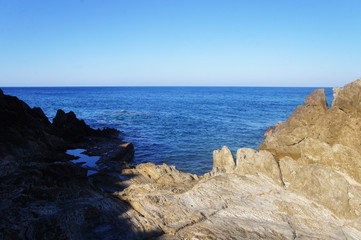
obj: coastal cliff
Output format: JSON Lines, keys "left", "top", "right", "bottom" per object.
{"left": 1, "top": 79, "right": 361, "bottom": 239}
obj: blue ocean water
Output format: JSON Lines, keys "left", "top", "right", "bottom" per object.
{"left": 2, "top": 87, "right": 333, "bottom": 175}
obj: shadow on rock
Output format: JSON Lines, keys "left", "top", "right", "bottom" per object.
{"left": 0, "top": 89, "right": 163, "bottom": 239}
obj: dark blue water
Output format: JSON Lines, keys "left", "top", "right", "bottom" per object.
{"left": 2, "top": 87, "right": 333, "bottom": 174}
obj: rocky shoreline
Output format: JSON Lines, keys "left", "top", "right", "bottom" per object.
{"left": 0, "top": 89, "right": 145, "bottom": 239}
{"left": 1, "top": 79, "right": 361, "bottom": 239}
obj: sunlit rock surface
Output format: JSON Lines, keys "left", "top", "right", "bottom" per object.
{"left": 260, "top": 78, "right": 361, "bottom": 186}
{"left": 117, "top": 152, "right": 361, "bottom": 239}
{"left": 117, "top": 78, "right": 361, "bottom": 239}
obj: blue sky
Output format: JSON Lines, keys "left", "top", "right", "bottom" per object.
{"left": 0, "top": 0, "right": 360, "bottom": 87}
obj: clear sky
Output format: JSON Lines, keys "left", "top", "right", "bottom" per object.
{"left": 0, "top": 0, "right": 360, "bottom": 87}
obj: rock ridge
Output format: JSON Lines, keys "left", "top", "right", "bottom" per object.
{"left": 260, "top": 77, "right": 361, "bottom": 186}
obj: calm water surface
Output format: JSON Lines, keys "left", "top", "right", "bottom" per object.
{"left": 2, "top": 87, "right": 333, "bottom": 174}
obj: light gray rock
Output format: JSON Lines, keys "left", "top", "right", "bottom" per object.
{"left": 332, "top": 86, "right": 341, "bottom": 106}
{"left": 299, "top": 138, "right": 361, "bottom": 185}
{"left": 279, "top": 156, "right": 299, "bottom": 187}
{"left": 235, "top": 148, "right": 283, "bottom": 186}
{"left": 211, "top": 146, "right": 236, "bottom": 175}
{"left": 287, "top": 163, "right": 361, "bottom": 219}
{"left": 117, "top": 172, "right": 361, "bottom": 239}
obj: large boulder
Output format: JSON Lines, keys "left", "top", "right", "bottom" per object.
{"left": 211, "top": 146, "right": 236, "bottom": 175}
{"left": 209, "top": 146, "right": 283, "bottom": 186}
{"left": 135, "top": 162, "right": 198, "bottom": 185}
{"left": 259, "top": 88, "right": 329, "bottom": 159}
{"left": 332, "top": 79, "right": 361, "bottom": 115}
{"left": 235, "top": 148, "right": 283, "bottom": 186}
{"left": 52, "top": 109, "right": 119, "bottom": 142}
{"left": 260, "top": 78, "right": 361, "bottom": 185}
{"left": 299, "top": 138, "right": 361, "bottom": 184}
{"left": 280, "top": 157, "right": 361, "bottom": 218}
{"left": 285, "top": 162, "right": 361, "bottom": 219}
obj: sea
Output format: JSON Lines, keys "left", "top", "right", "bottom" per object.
{"left": 2, "top": 87, "right": 333, "bottom": 175}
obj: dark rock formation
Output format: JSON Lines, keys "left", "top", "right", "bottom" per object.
{"left": 0, "top": 89, "right": 154, "bottom": 240}
{"left": 0, "top": 92, "right": 62, "bottom": 162}
{"left": 52, "top": 109, "right": 119, "bottom": 143}
{"left": 52, "top": 109, "right": 95, "bottom": 141}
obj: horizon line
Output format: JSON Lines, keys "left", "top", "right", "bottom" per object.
{"left": 1, "top": 85, "right": 334, "bottom": 88}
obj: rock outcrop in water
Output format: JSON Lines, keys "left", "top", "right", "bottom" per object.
{"left": 2, "top": 78, "right": 361, "bottom": 239}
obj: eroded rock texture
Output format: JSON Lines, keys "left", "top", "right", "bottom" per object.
{"left": 117, "top": 149, "right": 361, "bottom": 239}
{"left": 260, "top": 78, "right": 361, "bottom": 186}
{"left": 117, "top": 78, "right": 361, "bottom": 239}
